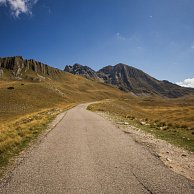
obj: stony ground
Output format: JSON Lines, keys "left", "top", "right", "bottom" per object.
{"left": 97, "top": 112, "right": 194, "bottom": 181}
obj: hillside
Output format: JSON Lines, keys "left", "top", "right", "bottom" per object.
{"left": 1, "top": 56, "right": 194, "bottom": 179}
{"left": 64, "top": 63, "right": 194, "bottom": 98}
{"left": 0, "top": 56, "right": 127, "bottom": 173}
{"left": 97, "top": 63, "right": 194, "bottom": 97}
{"left": 0, "top": 56, "right": 126, "bottom": 122}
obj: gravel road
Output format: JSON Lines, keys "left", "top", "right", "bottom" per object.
{"left": 0, "top": 104, "right": 194, "bottom": 194}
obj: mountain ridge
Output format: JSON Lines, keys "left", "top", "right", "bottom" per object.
{"left": 1, "top": 56, "right": 193, "bottom": 98}
{"left": 64, "top": 63, "right": 194, "bottom": 98}
{"left": 64, "top": 63, "right": 102, "bottom": 81}
{"left": 0, "top": 56, "right": 63, "bottom": 81}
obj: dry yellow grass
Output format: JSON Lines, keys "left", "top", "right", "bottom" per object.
{"left": 0, "top": 73, "right": 124, "bottom": 122}
{"left": 0, "top": 104, "right": 75, "bottom": 176}
{"left": 0, "top": 73, "right": 126, "bottom": 176}
{"left": 88, "top": 96, "right": 194, "bottom": 151}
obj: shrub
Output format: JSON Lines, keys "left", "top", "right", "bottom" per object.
{"left": 7, "top": 87, "right": 14, "bottom": 90}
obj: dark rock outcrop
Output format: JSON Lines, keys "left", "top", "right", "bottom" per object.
{"left": 0, "top": 56, "right": 63, "bottom": 80}
{"left": 64, "top": 63, "right": 102, "bottom": 81}
{"left": 0, "top": 69, "right": 3, "bottom": 78}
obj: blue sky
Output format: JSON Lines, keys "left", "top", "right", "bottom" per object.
{"left": 0, "top": 0, "right": 194, "bottom": 86}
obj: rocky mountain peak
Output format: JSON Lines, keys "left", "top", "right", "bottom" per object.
{"left": 65, "top": 62, "right": 194, "bottom": 98}
{"left": 64, "top": 63, "right": 101, "bottom": 81}
{"left": 0, "top": 56, "right": 63, "bottom": 80}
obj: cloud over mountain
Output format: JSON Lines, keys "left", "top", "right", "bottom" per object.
{"left": 176, "top": 78, "right": 194, "bottom": 88}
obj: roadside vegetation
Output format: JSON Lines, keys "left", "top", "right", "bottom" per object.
{"left": 88, "top": 96, "right": 194, "bottom": 152}
{"left": 1, "top": 70, "right": 194, "bottom": 178}
{"left": 0, "top": 81, "right": 75, "bottom": 177}
{"left": 0, "top": 107, "right": 66, "bottom": 177}
{"left": 0, "top": 77, "right": 125, "bottom": 177}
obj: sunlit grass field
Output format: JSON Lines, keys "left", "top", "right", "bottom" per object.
{"left": 1, "top": 70, "right": 194, "bottom": 176}
{"left": 0, "top": 74, "right": 125, "bottom": 176}
{"left": 88, "top": 96, "right": 194, "bottom": 151}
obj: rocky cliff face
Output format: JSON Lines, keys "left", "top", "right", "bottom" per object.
{"left": 64, "top": 63, "right": 194, "bottom": 98}
{"left": 97, "top": 63, "right": 194, "bottom": 97}
{"left": 0, "top": 56, "right": 63, "bottom": 80}
{"left": 64, "top": 63, "right": 102, "bottom": 81}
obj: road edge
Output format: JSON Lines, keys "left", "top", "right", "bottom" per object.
{"left": 0, "top": 105, "right": 74, "bottom": 185}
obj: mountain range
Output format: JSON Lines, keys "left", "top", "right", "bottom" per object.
{"left": 0, "top": 56, "right": 194, "bottom": 98}
{"left": 64, "top": 63, "right": 194, "bottom": 98}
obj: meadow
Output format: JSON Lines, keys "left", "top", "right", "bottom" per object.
{"left": 88, "top": 96, "right": 194, "bottom": 152}
{"left": 0, "top": 74, "right": 125, "bottom": 176}
{"left": 1, "top": 70, "right": 194, "bottom": 177}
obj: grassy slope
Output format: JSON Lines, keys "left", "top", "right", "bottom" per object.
{"left": 0, "top": 73, "right": 126, "bottom": 176}
{"left": 0, "top": 72, "right": 125, "bottom": 122}
{"left": 1, "top": 68, "right": 194, "bottom": 175}
{"left": 50, "top": 72, "right": 125, "bottom": 102}
{"left": 88, "top": 96, "right": 194, "bottom": 152}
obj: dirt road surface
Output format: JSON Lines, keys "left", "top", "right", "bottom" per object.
{"left": 0, "top": 104, "right": 194, "bottom": 194}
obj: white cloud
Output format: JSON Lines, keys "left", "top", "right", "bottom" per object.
{"left": 149, "top": 15, "right": 153, "bottom": 18}
{"left": 176, "top": 78, "right": 194, "bottom": 88}
{"left": 0, "top": 0, "right": 38, "bottom": 17}
{"left": 115, "top": 32, "right": 126, "bottom": 41}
